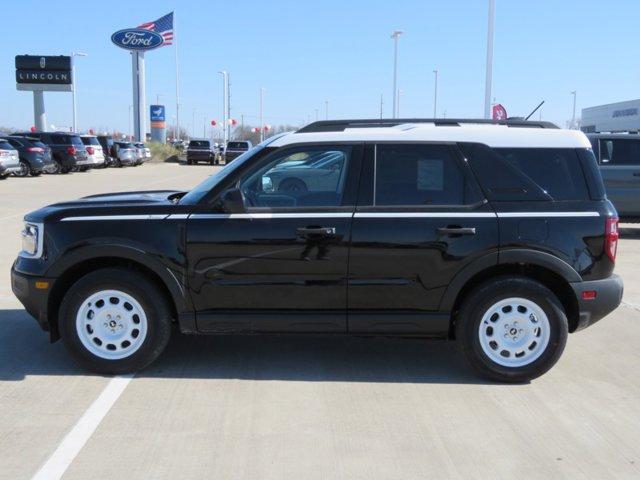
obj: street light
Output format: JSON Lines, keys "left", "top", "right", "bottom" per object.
{"left": 391, "top": 30, "right": 403, "bottom": 119}
{"left": 570, "top": 91, "right": 577, "bottom": 129}
{"left": 128, "top": 104, "right": 133, "bottom": 140}
{"left": 71, "top": 52, "right": 88, "bottom": 132}
{"left": 433, "top": 69, "right": 439, "bottom": 118}
{"left": 260, "top": 87, "right": 266, "bottom": 142}
{"left": 484, "top": 0, "right": 495, "bottom": 119}
{"left": 325, "top": 100, "right": 329, "bottom": 120}
{"left": 192, "top": 108, "right": 197, "bottom": 138}
{"left": 218, "top": 71, "right": 229, "bottom": 146}
{"left": 397, "top": 89, "right": 403, "bottom": 117}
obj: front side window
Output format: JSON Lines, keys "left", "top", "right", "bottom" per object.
{"left": 599, "top": 139, "right": 640, "bottom": 165}
{"left": 374, "top": 144, "right": 479, "bottom": 206}
{"left": 240, "top": 146, "right": 352, "bottom": 208}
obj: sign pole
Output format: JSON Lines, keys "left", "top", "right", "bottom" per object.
{"left": 131, "top": 51, "right": 147, "bottom": 141}
{"left": 33, "top": 91, "right": 47, "bottom": 132}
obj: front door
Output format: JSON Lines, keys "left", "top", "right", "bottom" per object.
{"left": 186, "top": 143, "right": 362, "bottom": 333}
{"left": 347, "top": 143, "right": 499, "bottom": 334}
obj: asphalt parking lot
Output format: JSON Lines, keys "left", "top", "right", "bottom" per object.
{"left": 1, "top": 163, "right": 639, "bottom": 479}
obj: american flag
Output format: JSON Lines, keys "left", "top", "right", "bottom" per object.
{"left": 138, "top": 12, "right": 174, "bottom": 46}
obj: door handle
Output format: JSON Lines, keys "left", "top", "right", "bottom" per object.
{"left": 296, "top": 227, "right": 337, "bottom": 237}
{"left": 437, "top": 227, "right": 476, "bottom": 235}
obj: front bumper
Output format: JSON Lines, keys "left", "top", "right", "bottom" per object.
{"left": 11, "top": 265, "right": 54, "bottom": 333}
{"left": 571, "top": 274, "right": 623, "bottom": 331}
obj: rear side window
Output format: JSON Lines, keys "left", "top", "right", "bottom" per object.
{"left": 495, "top": 148, "right": 589, "bottom": 201}
{"left": 81, "top": 137, "right": 100, "bottom": 146}
{"left": 599, "top": 139, "right": 640, "bottom": 165}
{"left": 461, "top": 144, "right": 589, "bottom": 201}
{"left": 374, "top": 144, "right": 481, "bottom": 206}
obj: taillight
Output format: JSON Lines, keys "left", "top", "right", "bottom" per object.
{"left": 0, "top": 150, "right": 9, "bottom": 157}
{"left": 67, "top": 146, "right": 77, "bottom": 155}
{"left": 86, "top": 147, "right": 94, "bottom": 155}
{"left": 605, "top": 217, "right": 619, "bottom": 262}
{"left": 26, "top": 147, "right": 44, "bottom": 153}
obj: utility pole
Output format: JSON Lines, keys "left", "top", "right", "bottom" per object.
{"left": 218, "top": 71, "right": 228, "bottom": 146}
{"left": 391, "top": 30, "right": 403, "bottom": 119}
{"left": 484, "top": 0, "right": 495, "bottom": 119}
{"left": 433, "top": 69, "right": 438, "bottom": 118}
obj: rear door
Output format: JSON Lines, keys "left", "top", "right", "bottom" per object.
{"left": 597, "top": 138, "right": 640, "bottom": 217}
{"left": 347, "top": 143, "right": 498, "bottom": 334}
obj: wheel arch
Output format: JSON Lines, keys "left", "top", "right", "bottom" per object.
{"left": 442, "top": 251, "right": 581, "bottom": 338}
{"left": 46, "top": 246, "right": 189, "bottom": 341}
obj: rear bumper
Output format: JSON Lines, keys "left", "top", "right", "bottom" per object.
{"left": 11, "top": 265, "right": 54, "bottom": 333}
{"left": 571, "top": 274, "right": 623, "bottom": 331}
{"left": 0, "top": 164, "right": 21, "bottom": 175}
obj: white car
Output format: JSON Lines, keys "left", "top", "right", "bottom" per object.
{"left": 0, "top": 139, "right": 21, "bottom": 179}
{"left": 134, "top": 142, "right": 152, "bottom": 162}
{"left": 80, "top": 135, "right": 106, "bottom": 169}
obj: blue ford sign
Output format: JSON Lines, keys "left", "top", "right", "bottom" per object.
{"left": 111, "top": 29, "right": 164, "bottom": 51}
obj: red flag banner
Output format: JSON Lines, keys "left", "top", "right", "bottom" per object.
{"left": 492, "top": 104, "right": 508, "bottom": 120}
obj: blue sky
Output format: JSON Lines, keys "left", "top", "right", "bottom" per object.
{"left": 2, "top": 0, "right": 640, "bottom": 134}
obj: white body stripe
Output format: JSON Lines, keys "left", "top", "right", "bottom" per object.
{"left": 60, "top": 211, "right": 601, "bottom": 222}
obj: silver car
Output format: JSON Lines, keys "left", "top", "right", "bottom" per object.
{"left": 134, "top": 142, "right": 152, "bottom": 162}
{"left": 80, "top": 135, "right": 106, "bottom": 169}
{"left": 0, "top": 139, "right": 21, "bottom": 179}
{"left": 113, "top": 142, "right": 138, "bottom": 167}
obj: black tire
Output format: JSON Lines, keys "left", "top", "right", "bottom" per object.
{"left": 59, "top": 267, "right": 172, "bottom": 374}
{"left": 14, "top": 160, "right": 31, "bottom": 177}
{"left": 455, "top": 276, "right": 568, "bottom": 383}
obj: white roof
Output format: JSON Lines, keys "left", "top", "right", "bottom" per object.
{"left": 269, "top": 123, "right": 591, "bottom": 149}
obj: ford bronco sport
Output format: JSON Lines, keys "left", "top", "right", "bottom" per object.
{"left": 11, "top": 119, "right": 623, "bottom": 382}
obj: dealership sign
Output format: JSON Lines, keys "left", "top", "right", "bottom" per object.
{"left": 111, "top": 29, "right": 164, "bottom": 51}
{"left": 15, "top": 55, "right": 73, "bottom": 92}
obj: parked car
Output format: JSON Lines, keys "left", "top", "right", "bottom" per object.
{"left": 97, "top": 135, "right": 117, "bottom": 167}
{"left": 225, "top": 140, "right": 252, "bottom": 163}
{"left": 11, "top": 118, "right": 622, "bottom": 382}
{"left": 1, "top": 136, "right": 54, "bottom": 177}
{"left": 13, "top": 131, "right": 88, "bottom": 174}
{"left": 186, "top": 139, "right": 216, "bottom": 165}
{"left": 111, "top": 141, "right": 138, "bottom": 167}
{"left": 134, "top": 142, "right": 151, "bottom": 162}
{"left": 0, "top": 139, "right": 21, "bottom": 179}
{"left": 80, "top": 135, "right": 106, "bottom": 170}
{"left": 587, "top": 133, "right": 640, "bottom": 220}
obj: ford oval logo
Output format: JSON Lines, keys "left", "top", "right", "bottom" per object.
{"left": 111, "top": 29, "right": 164, "bottom": 51}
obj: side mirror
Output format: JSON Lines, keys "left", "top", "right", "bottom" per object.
{"left": 220, "top": 188, "right": 246, "bottom": 213}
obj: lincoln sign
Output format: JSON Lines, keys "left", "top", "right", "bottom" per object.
{"left": 15, "top": 55, "right": 72, "bottom": 91}
{"left": 111, "top": 29, "right": 164, "bottom": 51}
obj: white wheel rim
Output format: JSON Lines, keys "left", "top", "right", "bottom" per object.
{"left": 478, "top": 297, "right": 550, "bottom": 368}
{"left": 75, "top": 289, "right": 148, "bottom": 360}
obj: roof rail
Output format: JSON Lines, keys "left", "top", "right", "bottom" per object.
{"left": 296, "top": 118, "right": 559, "bottom": 133}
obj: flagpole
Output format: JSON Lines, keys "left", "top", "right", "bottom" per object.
{"left": 174, "top": 11, "right": 180, "bottom": 141}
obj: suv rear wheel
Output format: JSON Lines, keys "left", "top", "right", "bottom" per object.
{"left": 59, "top": 267, "right": 172, "bottom": 374}
{"left": 456, "top": 276, "right": 568, "bottom": 383}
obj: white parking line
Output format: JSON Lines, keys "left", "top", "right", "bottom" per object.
{"left": 31, "top": 375, "right": 134, "bottom": 480}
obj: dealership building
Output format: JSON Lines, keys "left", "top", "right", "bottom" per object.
{"left": 581, "top": 99, "right": 640, "bottom": 133}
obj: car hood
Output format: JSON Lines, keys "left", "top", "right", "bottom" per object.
{"left": 24, "top": 190, "right": 183, "bottom": 223}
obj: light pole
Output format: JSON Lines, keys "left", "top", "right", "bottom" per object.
{"left": 484, "top": 0, "right": 495, "bottom": 119}
{"left": 260, "top": 87, "right": 266, "bottom": 142}
{"left": 218, "top": 71, "right": 229, "bottom": 146}
{"left": 391, "top": 30, "right": 403, "bottom": 119}
{"left": 71, "top": 52, "right": 87, "bottom": 132}
{"left": 433, "top": 69, "right": 439, "bottom": 118}
{"left": 325, "top": 100, "right": 329, "bottom": 120}
{"left": 192, "top": 108, "right": 197, "bottom": 138}
{"left": 380, "top": 94, "right": 384, "bottom": 119}
{"left": 128, "top": 104, "right": 133, "bottom": 140}
{"left": 155, "top": 93, "right": 164, "bottom": 105}
{"left": 571, "top": 91, "right": 577, "bottom": 129}
{"left": 397, "top": 90, "right": 403, "bottom": 117}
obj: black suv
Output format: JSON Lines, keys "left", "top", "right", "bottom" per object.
{"left": 13, "top": 131, "right": 88, "bottom": 174}
{"left": 11, "top": 119, "right": 623, "bottom": 382}
{"left": 186, "top": 139, "right": 216, "bottom": 165}
{"left": 1, "top": 136, "right": 54, "bottom": 176}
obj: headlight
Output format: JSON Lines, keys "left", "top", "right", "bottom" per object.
{"left": 20, "top": 222, "right": 42, "bottom": 258}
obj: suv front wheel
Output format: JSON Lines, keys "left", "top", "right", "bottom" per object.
{"left": 59, "top": 267, "right": 172, "bottom": 374}
{"left": 456, "top": 276, "right": 568, "bottom": 383}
